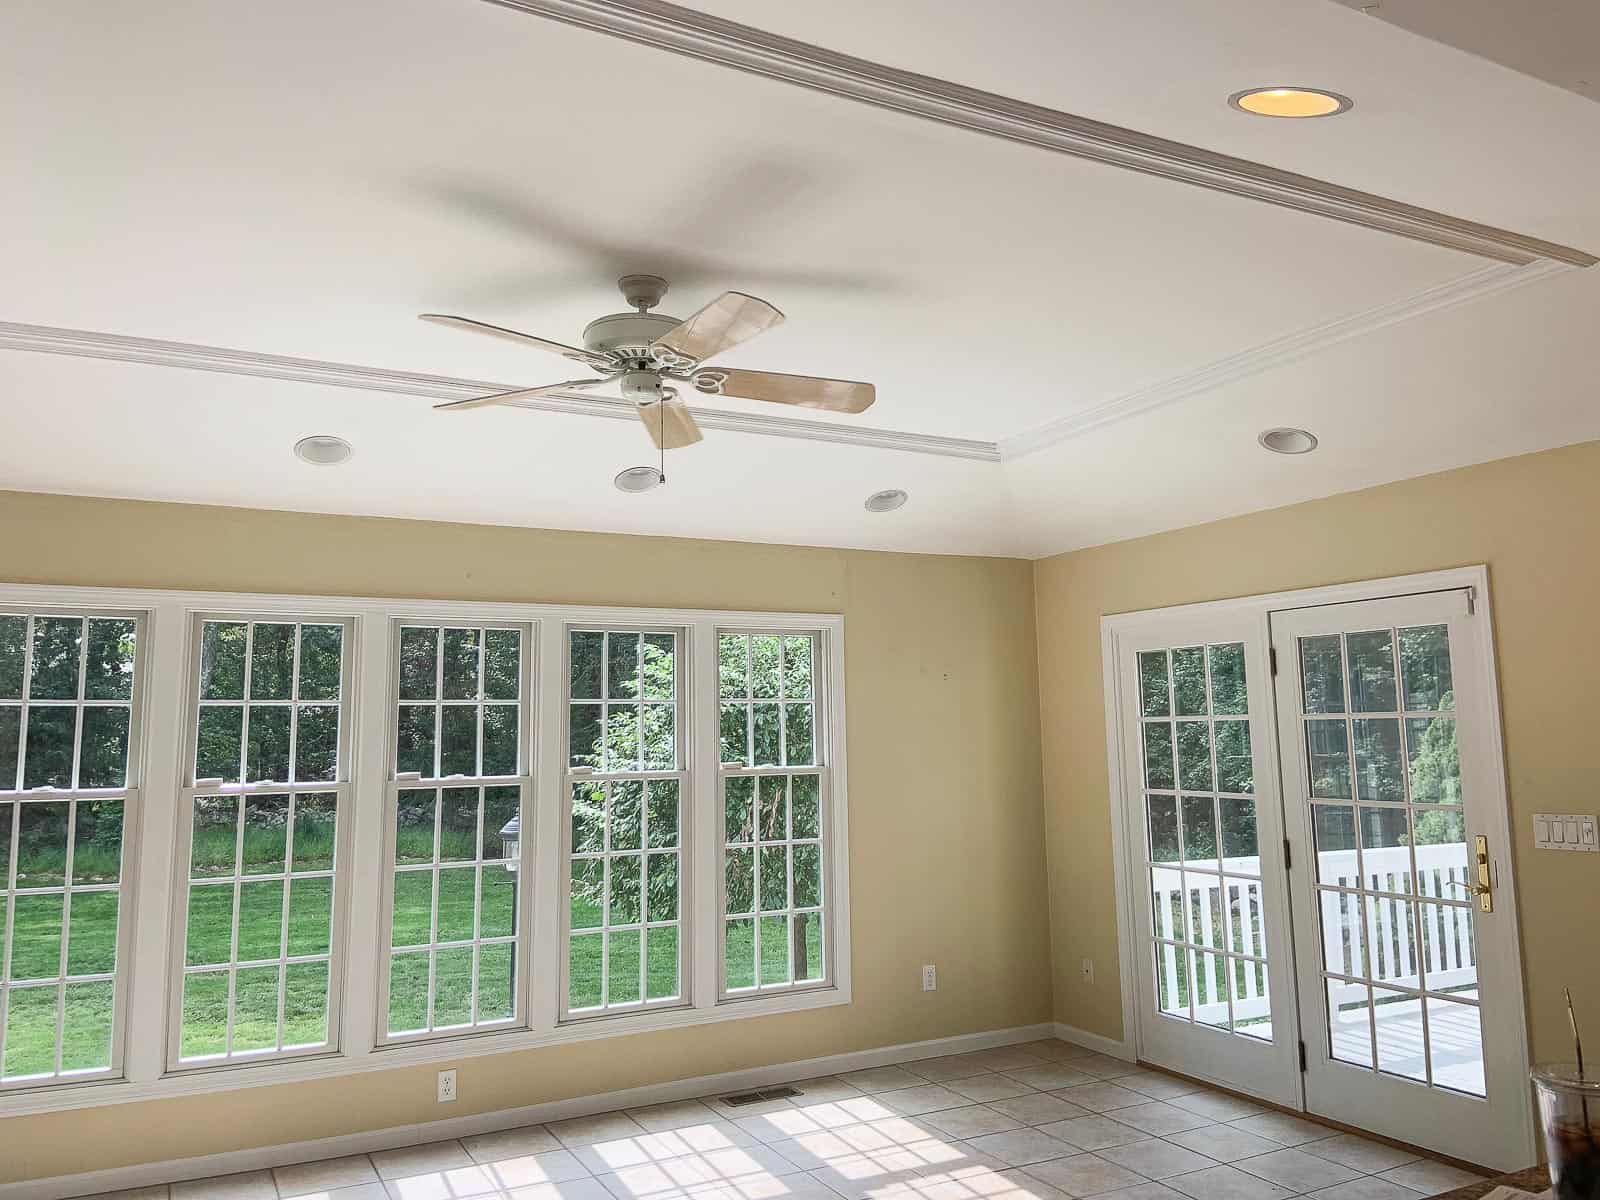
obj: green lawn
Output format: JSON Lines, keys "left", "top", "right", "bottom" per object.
{"left": 4, "top": 832, "right": 823, "bottom": 1076}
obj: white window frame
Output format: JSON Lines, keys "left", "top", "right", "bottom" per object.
{"left": 0, "top": 584, "right": 849, "bottom": 1119}
{"left": 165, "top": 613, "right": 359, "bottom": 1072}
{"left": 0, "top": 604, "right": 148, "bottom": 1092}
{"left": 559, "top": 623, "right": 692, "bottom": 1021}
{"left": 715, "top": 628, "right": 835, "bottom": 1001}
{"left": 376, "top": 618, "right": 537, "bottom": 1046}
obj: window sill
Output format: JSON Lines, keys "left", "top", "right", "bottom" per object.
{"left": 0, "top": 982, "right": 850, "bottom": 1118}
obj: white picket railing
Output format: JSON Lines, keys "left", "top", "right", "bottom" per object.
{"left": 1152, "top": 843, "right": 1476, "bottom": 1024}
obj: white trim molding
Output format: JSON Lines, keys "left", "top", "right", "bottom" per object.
{"left": 0, "top": 321, "right": 1000, "bottom": 463}
{"left": 1052, "top": 1021, "right": 1135, "bottom": 1062}
{"left": 483, "top": 0, "right": 1595, "bottom": 268}
{"left": 1000, "top": 259, "right": 1574, "bottom": 457}
{"left": 0, "top": 1022, "right": 1057, "bottom": 1200}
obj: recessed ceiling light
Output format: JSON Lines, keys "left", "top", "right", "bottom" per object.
{"left": 1258, "top": 427, "right": 1319, "bottom": 455}
{"left": 1229, "top": 87, "right": 1353, "bottom": 119}
{"left": 864, "top": 488, "right": 908, "bottom": 513}
{"left": 613, "top": 465, "right": 664, "bottom": 493}
{"left": 293, "top": 435, "right": 353, "bottom": 465}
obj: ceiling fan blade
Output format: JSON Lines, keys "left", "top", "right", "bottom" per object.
{"left": 691, "top": 367, "right": 875, "bottom": 414}
{"left": 638, "top": 397, "right": 704, "bottom": 449}
{"left": 433, "top": 378, "right": 608, "bottom": 411}
{"left": 419, "top": 313, "right": 613, "bottom": 370}
{"left": 651, "top": 292, "right": 784, "bottom": 365}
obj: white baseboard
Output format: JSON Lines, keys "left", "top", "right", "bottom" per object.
{"left": 4, "top": 1022, "right": 1057, "bottom": 1200}
{"left": 1053, "top": 1020, "right": 1136, "bottom": 1062}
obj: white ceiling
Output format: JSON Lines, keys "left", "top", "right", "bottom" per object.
{"left": 3, "top": 0, "right": 1598, "bottom": 558}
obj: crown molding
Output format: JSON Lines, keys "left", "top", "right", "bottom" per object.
{"left": 999, "top": 259, "right": 1574, "bottom": 458}
{"left": 483, "top": 0, "right": 1596, "bottom": 269}
{"left": 0, "top": 321, "right": 1001, "bottom": 463}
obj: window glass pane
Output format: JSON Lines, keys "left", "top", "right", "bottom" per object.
{"left": 0, "top": 706, "right": 19, "bottom": 788}
{"left": 720, "top": 703, "right": 748, "bottom": 766}
{"left": 60, "top": 980, "right": 115, "bottom": 1072}
{"left": 647, "top": 780, "right": 679, "bottom": 848}
{"left": 1219, "top": 798, "right": 1259, "bottom": 869}
{"left": 298, "top": 625, "right": 343, "bottom": 701}
{"left": 1406, "top": 717, "right": 1460, "bottom": 804}
{"left": 1307, "top": 720, "right": 1352, "bottom": 800}
{"left": 398, "top": 628, "right": 437, "bottom": 700}
{"left": 725, "top": 920, "right": 755, "bottom": 989}
{"left": 284, "top": 962, "right": 330, "bottom": 1047}
{"left": 646, "top": 926, "right": 680, "bottom": 1001}
{"left": 439, "top": 789, "right": 479, "bottom": 861}
{"left": 200, "top": 622, "right": 247, "bottom": 700}
{"left": 249, "top": 623, "right": 295, "bottom": 700}
{"left": 0, "top": 616, "right": 26, "bottom": 698}
{"left": 571, "top": 632, "right": 603, "bottom": 699}
{"left": 1138, "top": 651, "right": 1169, "bottom": 718}
{"left": 1353, "top": 719, "right": 1404, "bottom": 803}
{"left": 750, "top": 635, "right": 781, "bottom": 699}
{"left": 1176, "top": 721, "right": 1212, "bottom": 791}
{"left": 30, "top": 618, "right": 82, "bottom": 700}
{"left": 484, "top": 630, "right": 521, "bottom": 701}
{"left": 442, "top": 629, "right": 480, "bottom": 701}
{"left": 295, "top": 705, "right": 339, "bottom": 783}
{"left": 752, "top": 704, "right": 781, "bottom": 766}
{"left": 719, "top": 635, "right": 748, "bottom": 699}
{"left": 23, "top": 708, "right": 74, "bottom": 790}
{"left": 244, "top": 706, "right": 291, "bottom": 784}
{"left": 73, "top": 800, "right": 123, "bottom": 885}
{"left": 1214, "top": 720, "right": 1252, "bottom": 794}
{"left": 5, "top": 986, "right": 60, "bottom": 1078}
{"left": 1147, "top": 795, "right": 1179, "bottom": 864}
{"left": 785, "top": 704, "right": 815, "bottom": 766}
{"left": 1399, "top": 625, "right": 1453, "bottom": 712}
{"left": 387, "top": 953, "right": 429, "bottom": 1035}
{"left": 1359, "top": 807, "right": 1414, "bottom": 894}
{"left": 79, "top": 707, "right": 131, "bottom": 789}
{"left": 1347, "top": 631, "right": 1397, "bottom": 713}
{"left": 439, "top": 707, "right": 476, "bottom": 777}
{"left": 478, "top": 944, "right": 515, "bottom": 1023}
{"left": 1142, "top": 723, "right": 1175, "bottom": 790}
{"left": 84, "top": 620, "right": 137, "bottom": 701}
{"left": 784, "top": 636, "right": 814, "bottom": 700}
{"left": 607, "top": 633, "right": 640, "bottom": 700}
{"left": 791, "top": 776, "right": 820, "bottom": 839}
{"left": 1172, "top": 647, "right": 1207, "bottom": 716}
{"left": 1300, "top": 636, "right": 1345, "bottom": 714}
{"left": 395, "top": 707, "right": 435, "bottom": 776}
{"left": 1313, "top": 805, "right": 1359, "bottom": 889}
{"left": 1208, "top": 644, "right": 1247, "bottom": 715}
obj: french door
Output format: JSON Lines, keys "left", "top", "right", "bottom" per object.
{"left": 1273, "top": 591, "right": 1532, "bottom": 1169}
{"left": 1115, "top": 617, "right": 1301, "bottom": 1106}
{"left": 1111, "top": 576, "right": 1533, "bottom": 1169}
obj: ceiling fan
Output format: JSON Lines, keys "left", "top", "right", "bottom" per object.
{"left": 419, "top": 275, "right": 875, "bottom": 449}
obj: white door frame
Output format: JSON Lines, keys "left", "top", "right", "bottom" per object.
{"left": 1099, "top": 566, "right": 1534, "bottom": 1164}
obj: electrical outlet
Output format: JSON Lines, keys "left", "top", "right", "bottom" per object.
{"left": 1081, "top": 958, "right": 1094, "bottom": 984}
{"left": 437, "top": 1068, "right": 457, "bottom": 1103}
{"left": 921, "top": 964, "right": 937, "bottom": 991}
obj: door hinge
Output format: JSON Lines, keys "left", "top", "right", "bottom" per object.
{"left": 1298, "top": 1040, "right": 1308, "bottom": 1072}
{"left": 1466, "top": 586, "right": 1476, "bottom": 616}
{"left": 1269, "top": 645, "right": 1278, "bottom": 676}
{"left": 1283, "top": 838, "right": 1292, "bottom": 870}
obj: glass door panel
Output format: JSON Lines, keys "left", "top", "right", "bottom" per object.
{"left": 1119, "top": 622, "right": 1300, "bottom": 1105}
{"left": 1273, "top": 590, "right": 1532, "bottom": 1169}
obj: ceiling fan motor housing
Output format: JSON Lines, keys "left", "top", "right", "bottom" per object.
{"left": 582, "top": 311, "right": 682, "bottom": 359}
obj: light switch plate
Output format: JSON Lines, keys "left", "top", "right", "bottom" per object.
{"left": 1534, "top": 813, "right": 1598, "bottom": 851}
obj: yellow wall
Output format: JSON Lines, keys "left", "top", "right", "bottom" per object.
{"left": 0, "top": 490, "right": 1052, "bottom": 1183}
{"left": 1034, "top": 439, "right": 1600, "bottom": 1063}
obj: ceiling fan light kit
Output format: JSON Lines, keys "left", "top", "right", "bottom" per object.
{"left": 419, "top": 275, "right": 877, "bottom": 465}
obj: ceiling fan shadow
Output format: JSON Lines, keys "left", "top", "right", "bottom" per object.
{"left": 409, "top": 159, "right": 902, "bottom": 306}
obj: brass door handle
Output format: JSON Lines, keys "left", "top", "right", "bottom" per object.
{"left": 1444, "top": 835, "right": 1494, "bottom": 912}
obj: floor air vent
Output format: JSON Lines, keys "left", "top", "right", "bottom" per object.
{"left": 720, "top": 1085, "right": 802, "bottom": 1106}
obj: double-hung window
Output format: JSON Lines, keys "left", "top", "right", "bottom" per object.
{"left": 382, "top": 621, "right": 532, "bottom": 1040}
{"left": 1, "top": 608, "right": 142, "bottom": 1086}
{"left": 564, "top": 628, "right": 686, "bottom": 1016}
{"left": 171, "top": 616, "right": 354, "bottom": 1066}
{"left": 717, "top": 631, "right": 829, "bottom": 995}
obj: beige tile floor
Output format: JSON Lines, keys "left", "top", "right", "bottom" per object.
{"left": 74, "top": 1040, "right": 1489, "bottom": 1200}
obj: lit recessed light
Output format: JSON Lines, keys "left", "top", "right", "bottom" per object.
{"left": 864, "top": 489, "right": 908, "bottom": 513}
{"left": 293, "top": 435, "right": 353, "bottom": 465}
{"left": 1229, "top": 87, "right": 1353, "bottom": 119}
{"left": 1258, "top": 428, "right": 1319, "bottom": 455}
{"left": 614, "top": 465, "right": 664, "bottom": 493}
